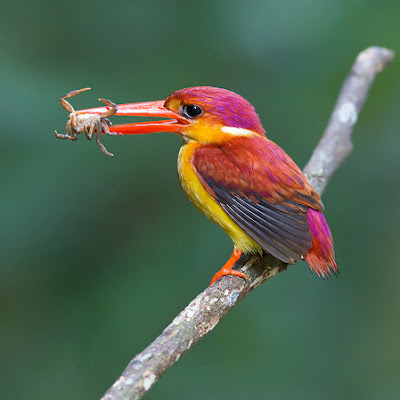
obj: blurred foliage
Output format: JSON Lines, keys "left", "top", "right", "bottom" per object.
{"left": 1, "top": 0, "right": 400, "bottom": 399}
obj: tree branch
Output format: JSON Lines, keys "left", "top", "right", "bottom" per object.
{"left": 100, "top": 46, "right": 394, "bottom": 400}
{"left": 303, "top": 46, "right": 394, "bottom": 194}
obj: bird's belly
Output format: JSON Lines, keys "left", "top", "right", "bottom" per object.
{"left": 177, "top": 141, "right": 261, "bottom": 254}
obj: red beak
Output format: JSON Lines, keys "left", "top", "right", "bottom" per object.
{"left": 77, "top": 100, "right": 190, "bottom": 134}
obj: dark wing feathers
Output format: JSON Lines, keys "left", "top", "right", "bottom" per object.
{"left": 192, "top": 138, "right": 323, "bottom": 263}
{"left": 222, "top": 202, "right": 302, "bottom": 262}
{"left": 214, "top": 183, "right": 311, "bottom": 261}
{"left": 234, "top": 197, "right": 312, "bottom": 242}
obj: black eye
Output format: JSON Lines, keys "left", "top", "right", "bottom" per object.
{"left": 181, "top": 104, "right": 203, "bottom": 119}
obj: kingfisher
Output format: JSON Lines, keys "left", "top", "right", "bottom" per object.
{"left": 78, "top": 86, "right": 338, "bottom": 284}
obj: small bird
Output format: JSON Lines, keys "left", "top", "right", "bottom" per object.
{"left": 79, "top": 86, "right": 338, "bottom": 284}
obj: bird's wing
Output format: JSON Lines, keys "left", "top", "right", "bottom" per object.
{"left": 192, "top": 137, "right": 323, "bottom": 263}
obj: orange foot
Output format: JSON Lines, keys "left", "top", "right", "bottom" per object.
{"left": 209, "top": 248, "right": 247, "bottom": 286}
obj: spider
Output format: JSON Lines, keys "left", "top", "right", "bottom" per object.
{"left": 55, "top": 87, "right": 121, "bottom": 156}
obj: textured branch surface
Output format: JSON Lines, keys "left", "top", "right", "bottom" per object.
{"left": 100, "top": 47, "right": 393, "bottom": 400}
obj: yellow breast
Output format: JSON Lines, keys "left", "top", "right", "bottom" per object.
{"left": 177, "top": 140, "right": 262, "bottom": 255}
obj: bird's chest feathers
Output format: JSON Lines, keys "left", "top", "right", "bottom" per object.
{"left": 177, "top": 141, "right": 218, "bottom": 219}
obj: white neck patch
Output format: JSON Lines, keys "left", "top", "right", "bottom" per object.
{"left": 221, "top": 126, "right": 256, "bottom": 137}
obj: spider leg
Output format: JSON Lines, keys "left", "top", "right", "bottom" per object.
{"left": 102, "top": 119, "right": 123, "bottom": 136}
{"left": 69, "top": 114, "right": 80, "bottom": 140}
{"left": 59, "top": 87, "right": 91, "bottom": 113}
{"left": 55, "top": 131, "right": 72, "bottom": 139}
{"left": 55, "top": 120, "right": 77, "bottom": 141}
{"left": 63, "top": 87, "right": 91, "bottom": 100}
{"left": 98, "top": 98, "right": 117, "bottom": 119}
{"left": 54, "top": 131, "right": 77, "bottom": 141}
{"left": 86, "top": 122, "right": 96, "bottom": 141}
{"left": 68, "top": 120, "right": 78, "bottom": 141}
{"left": 96, "top": 122, "right": 114, "bottom": 156}
{"left": 69, "top": 132, "right": 78, "bottom": 141}
{"left": 60, "top": 98, "right": 74, "bottom": 113}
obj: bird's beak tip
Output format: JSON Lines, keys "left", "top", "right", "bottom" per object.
{"left": 76, "top": 99, "right": 190, "bottom": 135}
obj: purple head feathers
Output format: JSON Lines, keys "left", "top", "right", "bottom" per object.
{"left": 165, "top": 86, "right": 265, "bottom": 135}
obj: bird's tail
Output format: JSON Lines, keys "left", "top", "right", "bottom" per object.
{"left": 305, "top": 209, "right": 338, "bottom": 278}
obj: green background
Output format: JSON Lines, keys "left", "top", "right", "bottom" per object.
{"left": 1, "top": 1, "right": 399, "bottom": 399}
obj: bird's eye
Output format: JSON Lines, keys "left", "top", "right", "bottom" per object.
{"left": 181, "top": 104, "right": 203, "bottom": 119}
